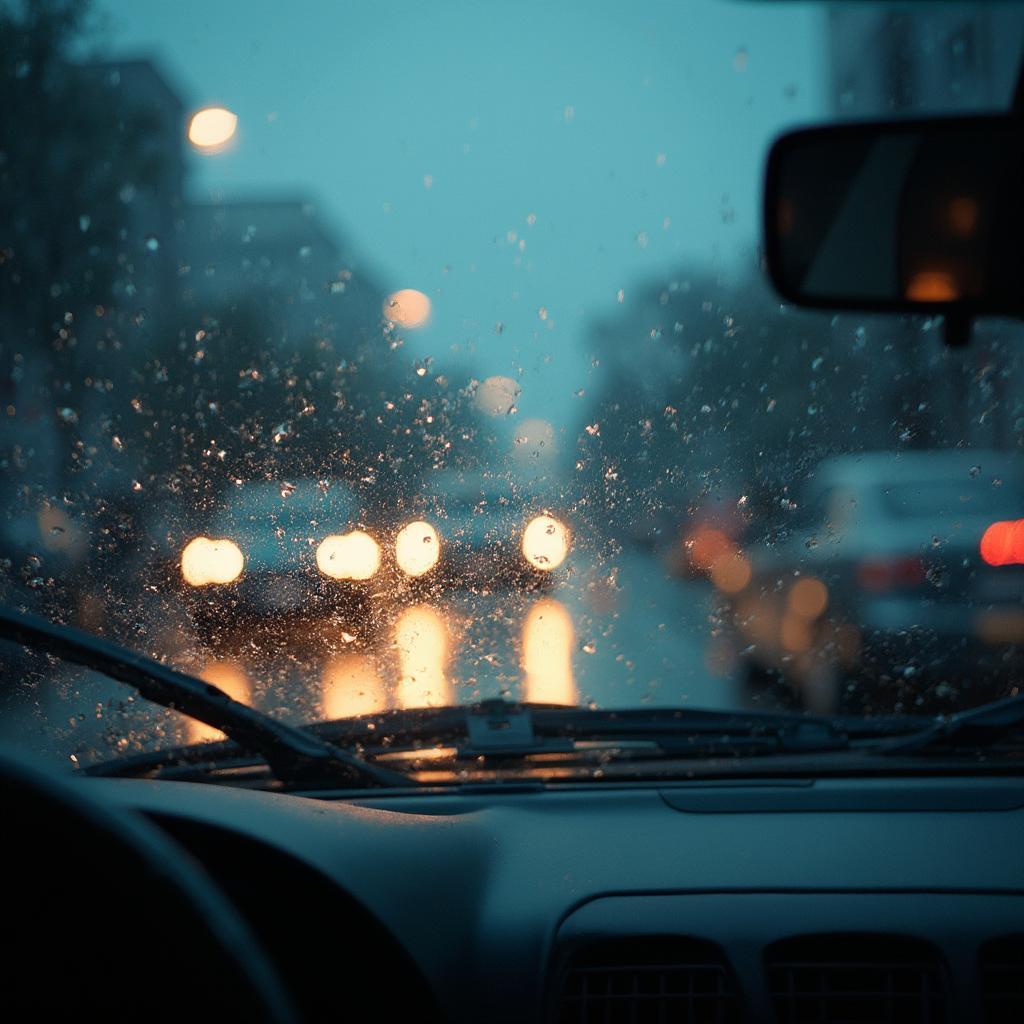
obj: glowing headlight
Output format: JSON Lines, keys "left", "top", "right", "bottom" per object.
{"left": 181, "top": 537, "right": 244, "bottom": 586}
{"left": 316, "top": 531, "right": 381, "bottom": 581}
{"left": 395, "top": 520, "right": 441, "bottom": 577}
{"left": 521, "top": 515, "right": 570, "bottom": 571}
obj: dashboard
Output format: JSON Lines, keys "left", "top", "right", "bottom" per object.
{"left": 85, "top": 774, "right": 1024, "bottom": 1023}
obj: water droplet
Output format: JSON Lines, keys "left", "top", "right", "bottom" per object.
{"left": 78, "top": 214, "right": 91, "bottom": 233}
{"left": 969, "top": 465, "right": 981, "bottom": 478}
{"left": 280, "top": 482, "right": 296, "bottom": 499}
{"left": 145, "top": 235, "right": 160, "bottom": 252}
{"left": 581, "top": 640, "right": 596, "bottom": 655}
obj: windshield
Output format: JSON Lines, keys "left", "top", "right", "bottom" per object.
{"left": 3, "top": 0, "right": 1024, "bottom": 769}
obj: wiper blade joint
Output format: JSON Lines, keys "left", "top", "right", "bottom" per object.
{"left": 881, "top": 691, "right": 1024, "bottom": 756}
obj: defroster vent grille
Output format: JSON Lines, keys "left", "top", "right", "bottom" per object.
{"left": 980, "top": 934, "right": 1024, "bottom": 1024}
{"left": 765, "top": 934, "right": 947, "bottom": 1024}
{"left": 555, "top": 937, "right": 741, "bottom": 1024}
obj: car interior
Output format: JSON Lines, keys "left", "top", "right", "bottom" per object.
{"left": 2, "top": 1, "right": 1024, "bottom": 1022}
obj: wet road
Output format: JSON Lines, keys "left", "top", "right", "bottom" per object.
{"left": 0, "top": 548, "right": 741, "bottom": 767}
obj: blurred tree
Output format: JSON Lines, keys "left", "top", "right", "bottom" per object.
{"left": 580, "top": 264, "right": 1003, "bottom": 546}
{"left": 0, "top": 0, "right": 164, "bottom": 348}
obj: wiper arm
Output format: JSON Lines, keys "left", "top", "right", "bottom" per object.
{"left": 0, "top": 606, "right": 407, "bottom": 787}
{"left": 880, "top": 691, "right": 1024, "bottom": 756}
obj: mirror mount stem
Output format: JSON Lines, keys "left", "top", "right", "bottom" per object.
{"left": 942, "top": 312, "right": 972, "bottom": 349}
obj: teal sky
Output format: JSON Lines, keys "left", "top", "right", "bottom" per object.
{"left": 97, "top": 0, "right": 828, "bottom": 449}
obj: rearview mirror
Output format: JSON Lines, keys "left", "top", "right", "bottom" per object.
{"left": 764, "top": 115, "right": 1024, "bottom": 325}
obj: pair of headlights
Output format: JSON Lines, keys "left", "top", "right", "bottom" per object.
{"left": 181, "top": 515, "right": 570, "bottom": 587}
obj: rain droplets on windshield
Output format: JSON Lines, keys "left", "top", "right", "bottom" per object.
{"left": 2, "top": 0, "right": 1024, "bottom": 766}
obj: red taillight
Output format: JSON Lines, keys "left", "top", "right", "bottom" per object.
{"left": 856, "top": 556, "right": 926, "bottom": 593}
{"left": 980, "top": 519, "right": 1024, "bottom": 566}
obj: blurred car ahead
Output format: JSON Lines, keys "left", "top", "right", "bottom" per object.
{"left": 180, "top": 478, "right": 373, "bottom": 638}
{"left": 724, "top": 450, "right": 1024, "bottom": 714}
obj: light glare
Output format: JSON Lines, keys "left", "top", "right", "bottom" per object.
{"left": 316, "top": 531, "right": 381, "bottom": 580}
{"left": 395, "top": 520, "right": 441, "bottom": 577}
{"left": 521, "top": 515, "right": 570, "bottom": 571}
{"left": 181, "top": 537, "right": 244, "bottom": 586}
{"left": 383, "top": 289, "right": 431, "bottom": 328}
{"left": 188, "top": 107, "right": 238, "bottom": 150}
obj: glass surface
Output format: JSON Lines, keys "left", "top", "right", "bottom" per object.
{"left": 2, "top": 0, "right": 1024, "bottom": 768}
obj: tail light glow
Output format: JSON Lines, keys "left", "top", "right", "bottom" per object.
{"left": 980, "top": 519, "right": 1024, "bottom": 566}
{"left": 856, "top": 556, "right": 925, "bottom": 593}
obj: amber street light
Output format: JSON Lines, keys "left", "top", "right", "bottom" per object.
{"left": 188, "top": 107, "right": 238, "bottom": 151}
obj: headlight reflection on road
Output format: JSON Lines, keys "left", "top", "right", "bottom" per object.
{"left": 521, "top": 598, "right": 577, "bottom": 706}
{"left": 322, "top": 654, "right": 388, "bottom": 718}
{"left": 316, "top": 530, "right": 381, "bottom": 580}
{"left": 188, "top": 660, "right": 252, "bottom": 743}
{"left": 395, "top": 605, "right": 453, "bottom": 709}
{"left": 181, "top": 537, "right": 244, "bottom": 586}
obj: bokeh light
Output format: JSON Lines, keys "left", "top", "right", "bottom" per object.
{"left": 710, "top": 550, "right": 752, "bottom": 594}
{"left": 181, "top": 537, "right": 244, "bottom": 586}
{"left": 513, "top": 418, "right": 556, "bottom": 462}
{"left": 187, "top": 106, "right": 238, "bottom": 150}
{"left": 521, "top": 598, "right": 577, "bottom": 705}
{"left": 980, "top": 519, "right": 1024, "bottom": 566}
{"left": 188, "top": 660, "right": 252, "bottom": 743}
{"left": 686, "top": 526, "right": 733, "bottom": 572}
{"left": 383, "top": 289, "right": 431, "bottom": 328}
{"left": 475, "top": 375, "right": 520, "bottom": 416}
{"left": 395, "top": 605, "right": 452, "bottom": 708}
{"left": 316, "top": 531, "right": 381, "bottom": 580}
{"left": 787, "top": 576, "right": 829, "bottom": 619}
{"left": 521, "top": 515, "right": 570, "bottom": 571}
{"left": 395, "top": 520, "right": 441, "bottom": 577}
{"left": 906, "top": 270, "right": 958, "bottom": 302}
{"left": 322, "top": 654, "right": 388, "bottom": 718}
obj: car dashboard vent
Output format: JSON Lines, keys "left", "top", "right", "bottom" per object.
{"left": 555, "top": 937, "right": 740, "bottom": 1024}
{"left": 980, "top": 934, "right": 1024, "bottom": 1024}
{"left": 765, "top": 934, "right": 947, "bottom": 1024}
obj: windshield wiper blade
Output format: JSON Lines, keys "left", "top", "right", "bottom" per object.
{"left": 0, "top": 605, "right": 407, "bottom": 786}
{"left": 880, "top": 691, "right": 1024, "bottom": 756}
{"left": 313, "top": 699, "right": 865, "bottom": 758}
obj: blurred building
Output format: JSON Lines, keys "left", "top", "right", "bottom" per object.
{"left": 182, "top": 198, "right": 382, "bottom": 341}
{"left": 829, "top": 4, "right": 1024, "bottom": 115}
{"left": 80, "top": 59, "right": 187, "bottom": 327}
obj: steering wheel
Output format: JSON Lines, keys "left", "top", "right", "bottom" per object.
{"left": 0, "top": 747, "right": 297, "bottom": 1023}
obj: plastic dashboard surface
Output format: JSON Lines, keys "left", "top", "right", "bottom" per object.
{"left": 92, "top": 776, "right": 1024, "bottom": 1022}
